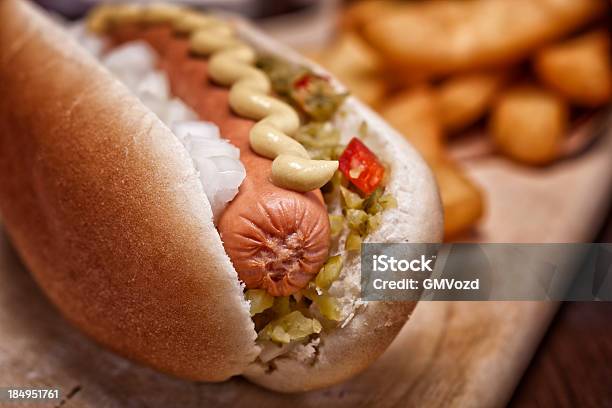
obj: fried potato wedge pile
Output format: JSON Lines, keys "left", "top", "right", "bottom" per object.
{"left": 309, "top": 0, "right": 610, "bottom": 239}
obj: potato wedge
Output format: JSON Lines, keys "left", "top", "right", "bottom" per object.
{"left": 379, "top": 86, "right": 445, "bottom": 163}
{"left": 342, "top": 0, "right": 397, "bottom": 32}
{"left": 534, "top": 29, "right": 612, "bottom": 107}
{"left": 435, "top": 71, "right": 508, "bottom": 132}
{"left": 379, "top": 87, "right": 484, "bottom": 237}
{"left": 430, "top": 160, "right": 484, "bottom": 239}
{"left": 490, "top": 86, "right": 569, "bottom": 165}
{"left": 309, "top": 32, "right": 386, "bottom": 107}
{"left": 359, "top": 0, "right": 604, "bottom": 75}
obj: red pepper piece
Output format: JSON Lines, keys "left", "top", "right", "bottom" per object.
{"left": 339, "top": 137, "right": 385, "bottom": 195}
{"left": 293, "top": 73, "right": 312, "bottom": 90}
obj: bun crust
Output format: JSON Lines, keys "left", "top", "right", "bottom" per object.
{"left": 0, "top": 0, "right": 258, "bottom": 381}
{"left": 0, "top": 0, "right": 443, "bottom": 391}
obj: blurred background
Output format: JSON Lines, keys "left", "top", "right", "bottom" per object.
{"left": 29, "top": 0, "right": 612, "bottom": 406}
{"left": 38, "top": 0, "right": 612, "bottom": 242}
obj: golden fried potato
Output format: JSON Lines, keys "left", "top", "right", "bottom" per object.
{"left": 359, "top": 0, "right": 605, "bottom": 75}
{"left": 381, "top": 66, "right": 432, "bottom": 91}
{"left": 435, "top": 71, "right": 508, "bottom": 132}
{"left": 316, "top": 31, "right": 382, "bottom": 73}
{"left": 342, "top": 0, "right": 397, "bottom": 32}
{"left": 341, "top": 75, "right": 387, "bottom": 108}
{"left": 380, "top": 87, "right": 483, "bottom": 237}
{"left": 534, "top": 30, "right": 612, "bottom": 107}
{"left": 490, "top": 86, "right": 569, "bottom": 165}
{"left": 430, "top": 160, "right": 484, "bottom": 239}
{"left": 379, "top": 86, "right": 444, "bottom": 163}
{"left": 309, "top": 32, "right": 386, "bottom": 107}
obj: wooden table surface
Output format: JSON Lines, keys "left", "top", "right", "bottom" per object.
{"left": 509, "top": 206, "right": 612, "bottom": 407}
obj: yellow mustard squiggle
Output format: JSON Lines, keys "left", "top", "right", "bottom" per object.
{"left": 87, "top": 5, "right": 338, "bottom": 193}
{"left": 188, "top": 19, "right": 338, "bottom": 192}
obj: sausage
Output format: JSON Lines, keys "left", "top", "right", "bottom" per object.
{"left": 111, "top": 26, "right": 331, "bottom": 296}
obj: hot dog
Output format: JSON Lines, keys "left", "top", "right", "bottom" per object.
{"left": 113, "top": 25, "right": 331, "bottom": 297}
{"left": 0, "top": 0, "right": 443, "bottom": 392}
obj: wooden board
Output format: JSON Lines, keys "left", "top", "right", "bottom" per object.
{"left": 1, "top": 18, "right": 612, "bottom": 408}
{"left": 1, "top": 125, "right": 610, "bottom": 408}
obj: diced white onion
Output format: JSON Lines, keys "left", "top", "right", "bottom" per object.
{"left": 184, "top": 138, "right": 240, "bottom": 160}
{"left": 137, "top": 72, "right": 170, "bottom": 101}
{"left": 101, "top": 41, "right": 156, "bottom": 77}
{"left": 66, "top": 31, "right": 246, "bottom": 220}
{"left": 67, "top": 22, "right": 106, "bottom": 57}
{"left": 209, "top": 156, "right": 246, "bottom": 174}
{"left": 188, "top": 141, "right": 246, "bottom": 218}
{"left": 194, "top": 157, "right": 220, "bottom": 204}
{"left": 171, "top": 121, "right": 221, "bottom": 141}
{"left": 164, "top": 99, "right": 197, "bottom": 125}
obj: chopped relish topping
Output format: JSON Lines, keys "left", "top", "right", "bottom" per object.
{"left": 249, "top": 56, "right": 398, "bottom": 346}
{"left": 245, "top": 289, "right": 274, "bottom": 316}
{"left": 289, "top": 72, "right": 347, "bottom": 122}
{"left": 336, "top": 184, "right": 397, "bottom": 253}
{"left": 313, "top": 294, "right": 341, "bottom": 321}
{"left": 259, "top": 311, "right": 322, "bottom": 344}
{"left": 294, "top": 122, "right": 343, "bottom": 161}
{"left": 315, "top": 255, "right": 343, "bottom": 290}
{"left": 345, "top": 232, "right": 362, "bottom": 252}
{"left": 329, "top": 214, "right": 344, "bottom": 237}
{"left": 340, "top": 185, "right": 364, "bottom": 209}
{"left": 257, "top": 56, "right": 346, "bottom": 122}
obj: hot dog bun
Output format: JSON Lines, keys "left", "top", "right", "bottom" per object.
{"left": 0, "top": 0, "right": 443, "bottom": 392}
{"left": 0, "top": 0, "right": 259, "bottom": 381}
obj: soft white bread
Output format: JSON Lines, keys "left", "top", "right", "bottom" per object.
{"left": 0, "top": 0, "right": 443, "bottom": 391}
